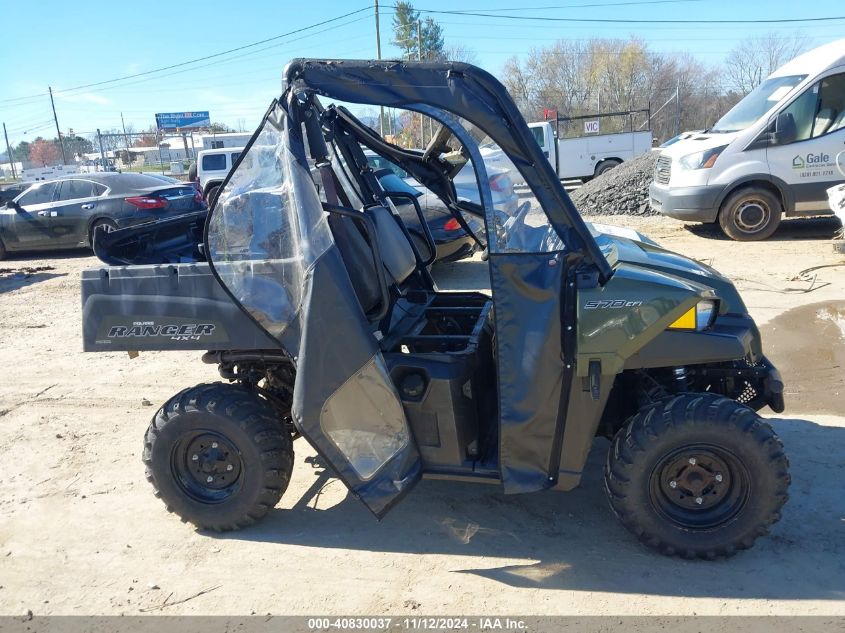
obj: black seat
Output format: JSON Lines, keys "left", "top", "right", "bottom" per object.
{"left": 326, "top": 205, "right": 418, "bottom": 323}
{"left": 327, "top": 213, "right": 384, "bottom": 319}
{"left": 363, "top": 206, "right": 417, "bottom": 286}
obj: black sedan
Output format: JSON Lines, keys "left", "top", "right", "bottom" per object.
{"left": 374, "top": 169, "right": 485, "bottom": 263}
{"left": 0, "top": 173, "right": 205, "bottom": 259}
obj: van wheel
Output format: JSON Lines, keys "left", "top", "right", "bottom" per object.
{"left": 604, "top": 393, "right": 790, "bottom": 559}
{"left": 594, "top": 159, "right": 621, "bottom": 178}
{"left": 718, "top": 187, "right": 782, "bottom": 241}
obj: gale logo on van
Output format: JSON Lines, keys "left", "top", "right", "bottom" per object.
{"left": 793, "top": 152, "right": 832, "bottom": 169}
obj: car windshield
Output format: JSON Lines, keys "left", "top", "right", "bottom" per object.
{"left": 710, "top": 75, "right": 807, "bottom": 133}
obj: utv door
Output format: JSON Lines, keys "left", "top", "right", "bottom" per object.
{"left": 204, "top": 100, "right": 421, "bottom": 517}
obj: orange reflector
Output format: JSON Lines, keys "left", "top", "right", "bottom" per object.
{"left": 668, "top": 306, "right": 696, "bottom": 329}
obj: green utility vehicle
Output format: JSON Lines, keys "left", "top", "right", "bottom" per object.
{"left": 81, "top": 60, "right": 790, "bottom": 558}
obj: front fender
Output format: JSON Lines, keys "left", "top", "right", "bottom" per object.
{"left": 577, "top": 263, "right": 715, "bottom": 376}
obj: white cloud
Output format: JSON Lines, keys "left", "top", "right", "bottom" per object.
{"left": 57, "top": 92, "right": 113, "bottom": 106}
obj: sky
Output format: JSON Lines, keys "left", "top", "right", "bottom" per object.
{"left": 1, "top": 0, "right": 843, "bottom": 149}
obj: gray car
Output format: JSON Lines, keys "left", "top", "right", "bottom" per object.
{"left": 0, "top": 173, "right": 205, "bottom": 259}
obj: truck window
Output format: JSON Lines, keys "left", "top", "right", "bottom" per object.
{"left": 530, "top": 126, "right": 545, "bottom": 148}
{"left": 779, "top": 72, "right": 845, "bottom": 142}
{"left": 202, "top": 154, "right": 227, "bottom": 171}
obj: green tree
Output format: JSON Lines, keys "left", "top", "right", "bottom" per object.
{"left": 392, "top": 1, "right": 419, "bottom": 60}
{"left": 420, "top": 17, "right": 444, "bottom": 61}
{"left": 14, "top": 140, "right": 31, "bottom": 163}
{"left": 63, "top": 135, "right": 94, "bottom": 159}
{"left": 392, "top": 4, "right": 445, "bottom": 61}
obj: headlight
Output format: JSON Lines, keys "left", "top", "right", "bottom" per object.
{"left": 668, "top": 300, "right": 718, "bottom": 331}
{"left": 678, "top": 145, "right": 728, "bottom": 170}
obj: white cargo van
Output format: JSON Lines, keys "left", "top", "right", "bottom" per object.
{"left": 529, "top": 110, "right": 653, "bottom": 181}
{"left": 650, "top": 39, "right": 845, "bottom": 240}
{"left": 196, "top": 146, "right": 245, "bottom": 203}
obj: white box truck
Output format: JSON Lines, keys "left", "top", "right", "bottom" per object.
{"left": 650, "top": 39, "right": 845, "bottom": 241}
{"left": 528, "top": 109, "right": 653, "bottom": 181}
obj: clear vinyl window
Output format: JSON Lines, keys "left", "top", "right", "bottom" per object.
{"left": 206, "top": 102, "right": 332, "bottom": 338}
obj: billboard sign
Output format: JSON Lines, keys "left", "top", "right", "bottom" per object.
{"left": 155, "top": 111, "right": 211, "bottom": 131}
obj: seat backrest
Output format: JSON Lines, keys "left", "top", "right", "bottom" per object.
{"left": 327, "top": 213, "right": 383, "bottom": 318}
{"left": 364, "top": 206, "right": 417, "bottom": 286}
{"left": 830, "top": 109, "right": 845, "bottom": 133}
{"left": 814, "top": 108, "right": 836, "bottom": 136}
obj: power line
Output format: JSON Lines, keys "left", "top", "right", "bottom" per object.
{"left": 405, "top": 6, "right": 845, "bottom": 24}
{"left": 0, "top": 7, "right": 370, "bottom": 105}
{"left": 54, "top": 7, "right": 371, "bottom": 95}
{"left": 459, "top": 0, "right": 707, "bottom": 10}
{"left": 51, "top": 19, "right": 372, "bottom": 99}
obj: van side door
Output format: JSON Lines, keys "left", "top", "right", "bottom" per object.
{"left": 766, "top": 70, "right": 845, "bottom": 214}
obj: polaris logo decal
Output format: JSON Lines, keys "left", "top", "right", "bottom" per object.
{"left": 584, "top": 299, "right": 643, "bottom": 309}
{"left": 108, "top": 321, "right": 215, "bottom": 341}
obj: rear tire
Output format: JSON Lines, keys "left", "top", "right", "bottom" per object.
{"left": 604, "top": 393, "right": 790, "bottom": 559}
{"left": 594, "top": 159, "right": 621, "bottom": 178}
{"left": 143, "top": 382, "right": 294, "bottom": 531}
{"left": 88, "top": 218, "right": 117, "bottom": 248}
{"left": 206, "top": 185, "right": 221, "bottom": 208}
{"left": 718, "top": 187, "right": 782, "bottom": 241}
{"left": 0, "top": 237, "right": 6, "bottom": 260}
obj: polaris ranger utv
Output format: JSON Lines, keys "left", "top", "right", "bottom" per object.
{"left": 81, "top": 60, "right": 790, "bottom": 559}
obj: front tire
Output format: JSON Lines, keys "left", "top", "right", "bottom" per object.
{"left": 604, "top": 393, "right": 790, "bottom": 559}
{"left": 718, "top": 187, "right": 782, "bottom": 241}
{"left": 143, "top": 382, "right": 294, "bottom": 531}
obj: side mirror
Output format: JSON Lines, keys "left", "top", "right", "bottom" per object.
{"left": 771, "top": 112, "right": 797, "bottom": 145}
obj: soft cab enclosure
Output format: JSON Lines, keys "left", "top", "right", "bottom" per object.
{"left": 82, "top": 59, "right": 784, "bottom": 520}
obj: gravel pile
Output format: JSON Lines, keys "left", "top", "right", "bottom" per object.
{"left": 570, "top": 151, "right": 660, "bottom": 216}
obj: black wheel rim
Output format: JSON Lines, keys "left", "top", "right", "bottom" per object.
{"left": 171, "top": 431, "right": 243, "bottom": 503}
{"left": 649, "top": 444, "right": 750, "bottom": 530}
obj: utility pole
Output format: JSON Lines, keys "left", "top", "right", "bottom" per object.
{"left": 3, "top": 123, "right": 17, "bottom": 179}
{"left": 374, "top": 0, "right": 385, "bottom": 137}
{"left": 121, "top": 112, "right": 131, "bottom": 167}
{"left": 674, "top": 79, "right": 681, "bottom": 136}
{"left": 48, "top": 86, "right": 67, "bottom": 165}
{"left": 96, "top": 129, "right": 106, "bottom": 172}
{"left": 417, "top": 19, "right": 424, "bottom": 146}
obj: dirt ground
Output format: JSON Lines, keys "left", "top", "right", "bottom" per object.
{"left": 0, "top": 215, "right": 844, "bottom": 617}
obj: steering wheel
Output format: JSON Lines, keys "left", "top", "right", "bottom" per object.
{"left": 503, "top": 201, "right": 532, "bottom": 232}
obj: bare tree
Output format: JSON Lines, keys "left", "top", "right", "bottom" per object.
{"left": 442, "top": 43, "right": 477, "bottom": 65}
{"left": 724, "top": 33, "right": 810, "bottom": 95}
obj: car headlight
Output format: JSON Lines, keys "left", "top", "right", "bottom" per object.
{"left": 678, "top": 145, "right": 728, "bottom": 170}
{"left": 668, "top": 300, "right": 718, "bottom": 331}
